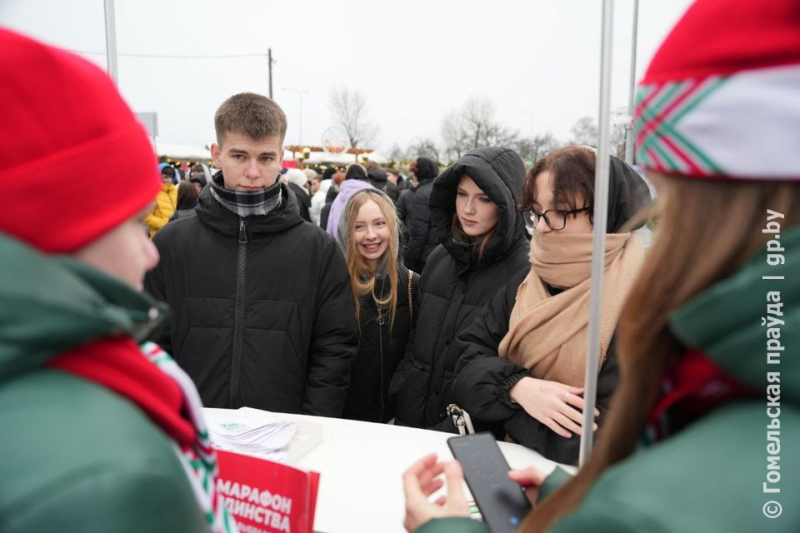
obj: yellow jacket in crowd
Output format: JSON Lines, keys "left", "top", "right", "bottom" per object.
{"left": 143, "top": 182, "right": 177, "bottom": 238}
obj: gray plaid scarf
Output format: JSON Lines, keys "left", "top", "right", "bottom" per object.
{"left": 209, "top": 173, "right": 283, "bottom": 218}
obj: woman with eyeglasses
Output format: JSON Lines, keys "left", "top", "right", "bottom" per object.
{"left": 405, "top": 1, "right": 800, "bottom": 530}
{"left": 390, "top": 147, "right": 531, "bottom": 430}
{"left": 449, "top": 146, "right": 651, "bottom": 464}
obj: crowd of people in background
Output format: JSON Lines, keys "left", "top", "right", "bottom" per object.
{"left": 143, "top": 123, "right": 655, "bottom": 469}
{"left": 127, "top": 90, "right": 651, "bottom": 467}
{"left": 2, "top": 0, "right": 798, "bottom": 531}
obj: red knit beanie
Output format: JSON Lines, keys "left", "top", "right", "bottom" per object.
{"left": 633, "top": 0, "right": 800, "bottom": 181}
{"left": 0, "top": 29, "right": 161, "bottom": 253}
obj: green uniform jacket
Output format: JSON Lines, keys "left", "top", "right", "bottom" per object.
{"left": 419, "top": 226, "right": 800, "bottom": 533}
{"left": 0, "top": 235, "right": 208, "bottom": 532}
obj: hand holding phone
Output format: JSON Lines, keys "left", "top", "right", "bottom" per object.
{"left": 448, "top": 433, "right": 532, "bottom": 532}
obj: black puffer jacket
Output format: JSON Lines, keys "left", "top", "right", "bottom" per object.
{"left": 343, "top": 265, "right": 420, "bottom": 423}
{"left": 390, "top": 147, "right": 530, "bottom": 429}
{"left": 452, "top": 268, "right": 620, "bottom": 465}
{"left": 368, "top": 169, "right": 400, "bottom": 204}
{"left": 396, "top": 187, "right": 415, "bottom": 256}
{"left": 287, "top": 182, "right": 311, "bottom": 222}
{"left": 396, "top": 187, "right": 414, "bottom": 223}
{"left": 403, "top": 157, "right": 440, "bottom": 272}
{"left": 169, "top": 208, "right": 196, "bottom": 222}
{"left": 145, "top": 175, "right": 358, "bottom": 416}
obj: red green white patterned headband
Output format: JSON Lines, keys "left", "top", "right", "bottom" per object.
{"left": 633, "top": 63, "right": 800, "bottom": 181}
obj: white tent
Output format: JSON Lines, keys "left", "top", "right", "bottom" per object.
{"left": 155, "top": 142, "right": 212, "bottom": 162}
{"left": 302, "top": 151, "right": 357, "bottom": 165}
{"left": 298, "top": 151, "right": 386, "bottom": 166}
{"left": 363, "top": 151, "right": 388, "bottom": 164}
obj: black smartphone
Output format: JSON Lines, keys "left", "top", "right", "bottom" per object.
{"left": 448, "top": 433, "right": 532, "bottom": 533}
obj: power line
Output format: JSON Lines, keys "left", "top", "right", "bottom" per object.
{"left": 65, "top": 49, "right": 269, "bottom": 59}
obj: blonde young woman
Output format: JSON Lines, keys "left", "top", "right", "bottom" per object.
{"left": 403, "top": 0, "right": 800, "bottom": 531}
{"left": 338, "top": 189, "right": 419, "bottom": 423}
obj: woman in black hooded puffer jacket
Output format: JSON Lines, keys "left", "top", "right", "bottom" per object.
{"left": 390, "top": 147, "right": 530, "bottom": 430}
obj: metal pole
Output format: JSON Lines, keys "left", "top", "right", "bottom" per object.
{"left": 624, "top": 0, "right": 639, "bottom": 165}
{"left": 268, "top": 48, "right": 273, "bottom": 99}
{"left": 103, "top": 0, "right": 119, "bottom": 83}
{"left": 283, "top": 88, "right": 309, "bottom": 145}
{"left": 517, "top": 110, "right": 535, "bottom": 138}
{"left": 579, "top": 0, "right": 614, "bottom": 467}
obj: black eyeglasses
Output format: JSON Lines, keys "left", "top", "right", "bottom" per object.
{"left": 520, "top": 207, "right": 591, "bottom": 231}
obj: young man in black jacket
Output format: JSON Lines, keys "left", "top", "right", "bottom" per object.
{"left": 145, "top": 93, "right": 358, "bottom": 416}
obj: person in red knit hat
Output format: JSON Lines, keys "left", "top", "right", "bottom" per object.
{"left": 403, "top": 0, "right": 800, "bottom": 531}
{"left": 0, "top": 29, "right": 236, "bottom": 532}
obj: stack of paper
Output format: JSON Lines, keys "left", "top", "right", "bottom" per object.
{"left": 208, "top": 418, "right": 298, "bottom": 463}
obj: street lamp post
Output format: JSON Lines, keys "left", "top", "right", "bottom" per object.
{"left": 103, "top": 0, "right": 118, "bottom": 83}
{"left": 517, "top": 110, "right": 535, "bottom": 138}
{"left": 283, "top": 87, "right": 309, "bottom": 145}
{"left": 624, "top": 0, "right": 640, "bottom": 165}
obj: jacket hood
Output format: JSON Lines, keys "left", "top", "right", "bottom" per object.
{"left": 0, "top": 234, "right": 167, "bottom": 384}
{"left": 368, "top": 169, "right": 388, "bottom": 184}
{"left": 158, "top": 162, "right": 179, "bottom": 185}
{"left": 195, "top": 171, "right": 304, "bottom": 238}
{"left": 415, "top": 157, "right": 438, "bottom": 183}
{"left": 607, "top": 156, "right": 653, "bottom": 233}
{"left": 345, "top": 165, "right": 368, "bottom": 181}
{"left": 335, "top": 187, "right": 398, "bottom": 256}
{"left": 669, "top": 225, "right": 800, "bottom": 404}
{"left": 429, "top": 146, "right": 527, "bottom": 266}
{"left": 318, "top": 179, "right": 333, "bottom": 197}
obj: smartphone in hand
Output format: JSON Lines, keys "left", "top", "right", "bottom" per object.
{"left": 448, "top": 433, "right": 532, "bottom": 532}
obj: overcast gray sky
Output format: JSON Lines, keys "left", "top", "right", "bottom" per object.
{"left": 1, "top": 0, "right": 694, "bottom": 153}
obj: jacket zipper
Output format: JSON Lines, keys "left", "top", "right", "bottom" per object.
{"left": 229, "top": 218, "right": 248, "bottom": 408}
{"left": 377, "top": 276, "right": 386, "bottom": 422}
{"left": 378, "top": 309, "right": 385, "bottom": 422}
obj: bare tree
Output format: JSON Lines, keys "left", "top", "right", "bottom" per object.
{"left": 515, "top": 132, "right": 561, "bottom": 164}
{"left": 441, "top": 110, "right": 471, "bottom": 160}
{"left": 441, "top": 97, "right": 519, "bottom": 160}
{"left": 570, "top": 116, "right": 599, "bottom": 147}
{"left": 388, "top": 143, "right": 407, "bottom": 161}
{"left": 407, "top": 137, "right": 441, "bottom": 163}
{"left": 611, "top": 122, "right": 627, "bottom": 159}
{"left": 570, "top": 116, "right": 627, "bottom": 158}
{"left": 328, "top": 87, "right": 379, "bottom": 149}
{"left": 461, "top": 98, "right": 495, "bottom": 148}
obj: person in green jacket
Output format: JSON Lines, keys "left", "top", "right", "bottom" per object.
{"left": 0, "top": 30, "right": 235, "bottom": 532}
{"left": 403, "top": 0, "right": 800, "bottom": 531}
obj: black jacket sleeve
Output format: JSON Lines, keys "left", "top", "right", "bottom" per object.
{"left": 396, "top": 190, "right": 411, "bottom": 223}
{"left": 143, "top": 232, "right": 172, "bottom": 355}
{"left": 404, "top": 186, "right": 432, "bottom": 268}
{"left": 388, "top": 269, "right": 422, "bottom": 402}
{"left": 454, "top": 265, "right": 621, "bottom": 464}
{"left": 452, "top": 270, "right": 529, "bottom": 423}
{"left": 319, "top": 202, "right": 332, "bottom": 232}
{"left": 503, "top": 341, "right": 620, "bottom": 465}
{"left": 302, "top": 238, "right": 359, "bottom": 416}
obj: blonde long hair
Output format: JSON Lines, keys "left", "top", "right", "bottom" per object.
{"left": 343, "top": 190, "right": 401, "bottom": 329}
{"left": 524, "top": 177, "right": 800, "bottom": 531}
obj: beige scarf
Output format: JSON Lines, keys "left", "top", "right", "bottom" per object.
{"left": 498, "top": 232, "right": 644, "bottom": 387}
